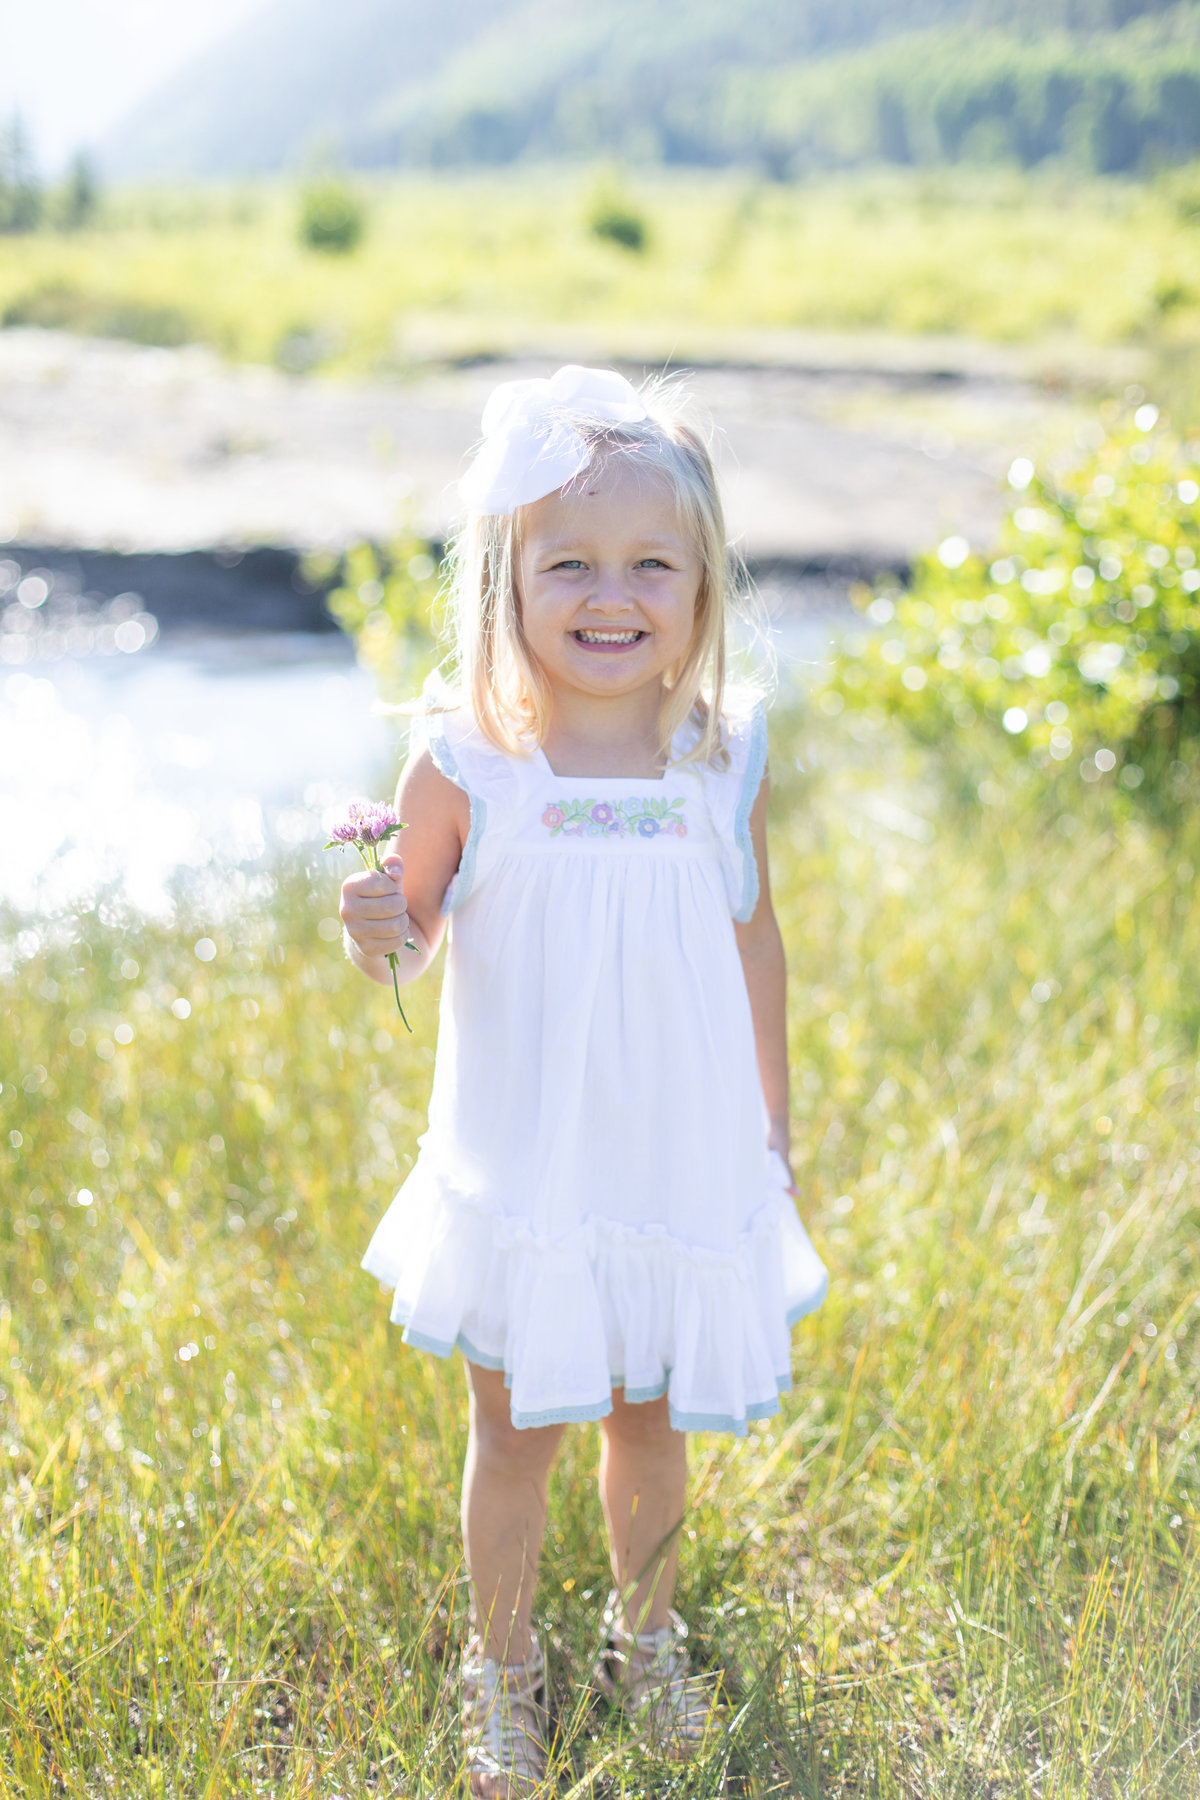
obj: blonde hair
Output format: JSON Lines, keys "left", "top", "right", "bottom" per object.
{"left": 443, "top": 376, "right": 742, "bottom": 769}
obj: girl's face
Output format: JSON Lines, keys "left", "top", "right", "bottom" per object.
{"left": 516, "top": 460, "right": 701, "bottom": 707}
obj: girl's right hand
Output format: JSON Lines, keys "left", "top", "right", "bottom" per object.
{"left": 339, "top": 853, "right": 412, "bottom": 961}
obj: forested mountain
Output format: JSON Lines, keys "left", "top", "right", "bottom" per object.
{"left": 101, "top": 0, "right": 1200, "bottom": 178}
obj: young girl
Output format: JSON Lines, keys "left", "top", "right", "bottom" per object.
{"left": 340, "top": 365, "right": 827, "bottom": 1796}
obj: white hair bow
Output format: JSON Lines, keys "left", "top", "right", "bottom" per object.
{"left": 459, "top": 364, "right": 648, "bottom": 516}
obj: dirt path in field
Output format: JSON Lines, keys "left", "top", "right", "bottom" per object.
{"left": 0, "top": 327, "right": 1092, "bottom": 581}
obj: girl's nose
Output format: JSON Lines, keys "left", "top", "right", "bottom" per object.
{"left": 585, "top": 572, "right": 634, "bottom": 613}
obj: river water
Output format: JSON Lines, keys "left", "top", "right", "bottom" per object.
{"left": 0, "top": 632, "right": 400, "bottom": 919}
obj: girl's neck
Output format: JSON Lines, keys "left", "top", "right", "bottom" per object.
{"left": 539, "top": 688, "right": 666, "bottom": 780}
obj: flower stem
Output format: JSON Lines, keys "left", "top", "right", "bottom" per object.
{"left": 357, "top": 842, "right": 411, "bottom": 1026}
{"left": 387, "top": 952, "right": 412, "bottom": 1032}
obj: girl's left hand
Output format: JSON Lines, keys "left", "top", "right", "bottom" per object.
{"left": 768, "top": 1125, "right": 798, "bottom": 1197}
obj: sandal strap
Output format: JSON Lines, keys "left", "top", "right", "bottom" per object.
{"left": 596, "top": 1594, "right": 718, "bottom": 1754}
{"left": 461, "top": 1635, "right": 548, "bottom": 1791}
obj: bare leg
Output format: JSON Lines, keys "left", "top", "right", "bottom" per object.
{"left": 599, "top": 1390, "right": 688, "bottom": 1634}
{"left": 461, "top": 1363, "right": 565, "bottom": 1665}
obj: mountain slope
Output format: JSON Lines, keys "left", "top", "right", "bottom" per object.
{"left": 347, "top": 0, "right": 974, "bottom": 166}
{"left": 100, "top": 0, "right": 984, "bottom": 175}
{"left": 101, "top": 0, "right": 503, "bottom": 177}
{"left": 100, "top": 0, "right": 1200, "bottom": 178}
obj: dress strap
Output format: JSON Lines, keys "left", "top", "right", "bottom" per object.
{"left": 420, "top": 700, "right": 521, "bottom": 914}
{"left": 703, "top": 702, "right": 768, "bottom": 921}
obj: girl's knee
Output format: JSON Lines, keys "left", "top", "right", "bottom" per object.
{"left": 467, "top": 1365, "right": 564, "bottom": 1474}
{"left": 602, "top": 1390, "right": 684, "bottom": 1454}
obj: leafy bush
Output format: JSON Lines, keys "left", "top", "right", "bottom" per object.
{"left": 823, "top": 404, "right": 1200, "bottom": 799}
{"left": 298, "top": 178, "right": 365, "bottom": 254}
{"left": 317, "top": 526, "right": 443, "bottom": 702}
{"left": 590, "top": 204, "right": 647, "bottom": 251}
{"left": 586, "top": 177, "right": 648, "bottom": 253}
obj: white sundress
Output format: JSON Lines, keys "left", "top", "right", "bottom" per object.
{"left": 361, "top": 699, "right": 828, "bottom": 1434}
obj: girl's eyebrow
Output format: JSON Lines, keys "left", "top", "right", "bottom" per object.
{"left": 533, "top": 535, "right": 690, "bottom": 557}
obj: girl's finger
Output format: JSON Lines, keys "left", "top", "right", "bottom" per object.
{"left": 380, "top": 854, "right": 405, "bottom": 882}
{"left": 341, "top": 914, "right": 408, "bottom": 943}
{"left": 344, "top": 869, "right": 399, "bottom": 897}
{"left": 344, "top": 894, "right": 410, "bottom": 921}
{"left": 351, "top": 923, "right": 411, "bottom": 949}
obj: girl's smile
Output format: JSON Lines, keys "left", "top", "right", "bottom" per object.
{"left": 573, "top": 627, "right": 646, "bottom": 649}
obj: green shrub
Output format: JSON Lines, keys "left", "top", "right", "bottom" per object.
{"left": 318, "top": 526, "right": 443, "bottom": 702}
{"left": 590, "top": 203, "right": 647, "bottom": 251}
{"left": 824, "top": 404, "right": 1200, "bottom": 799}
{"left": 298, "top": 177, "right": 365, "bottom": 254}
{"left": 586, "top": 177, "right": 648, "bottom": 253}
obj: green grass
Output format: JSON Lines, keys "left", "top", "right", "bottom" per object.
{"left": 2, "top": 714, "right": 1199, "bottom": 1795}
{"left": 3, "top": 166, "right": 1200, "bottom": 376}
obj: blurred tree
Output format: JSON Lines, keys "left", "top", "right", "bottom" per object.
{"left": 55, "top": 152, "right": 99, "bottom": 231}
{"left": 1069, "top": 72, "right": 1142, "bottom": 173}
{"left": 298, "top": 177, "right": 365, "bottom": 254}
{"left": 875, "top": 87, "right": 913, "bottom": 163}
{"left": 1158, "top": 71, "right": 1200, "bottom": 161}
{"left": 0, "top": 115, "right": 42, "bottom": 233}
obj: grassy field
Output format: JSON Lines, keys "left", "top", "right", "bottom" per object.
{"left": 2, "top": 167, "right": 1199, "bottom": 376}
{"left": 2, "top": 707, "right": 1198, "bottom": 1796}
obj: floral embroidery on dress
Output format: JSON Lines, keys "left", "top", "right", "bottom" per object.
{"left": 541, "top": 796, "right": 688, "bottom": 839}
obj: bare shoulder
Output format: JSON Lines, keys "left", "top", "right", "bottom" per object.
{"left": 396, "top": 744, "right": 470, "bottom": 843}
{"left": 390, "top": 743, "right": 470, "bottom": 934}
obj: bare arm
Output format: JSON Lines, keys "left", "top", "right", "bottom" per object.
{"left": 339, "top": 744, "right": 470, "bottom": 987}
{"left": 733, "top": 772, "right": 794, "bottom": 1188}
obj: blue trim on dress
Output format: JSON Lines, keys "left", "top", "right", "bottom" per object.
{"left": 511, "top": 1397, "right": 614, "bottom": 1430}
{"left": 400, "top": 1319, "right": 613, "bottom": 1428}
{"left": 732, "top": 705, "right": 768, "bottom": 923}
{"left": 399, "top": 1320, "right": 506, "bottom": 1370}
{"left": 616, "top": 1376, "right": 671, "bottom": 1405}
{"left": 424, "top": 716, "right": 486, "bottom": 915}
{"left": 457, "top": 1330, "right": 506, "bottom": 1370}
{"left": 399, "top": 1322, "right": 454, "bottom": 1358}
{"left": 396, "top": 1319, "right": 801, "bottom": 1436}
{"left": 669, "top": 1380, "right": 789, "bottom": 1437}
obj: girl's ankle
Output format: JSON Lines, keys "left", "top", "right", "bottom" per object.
{"left": 471, "top": 1626, "right": 540, "bottom": 1669}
